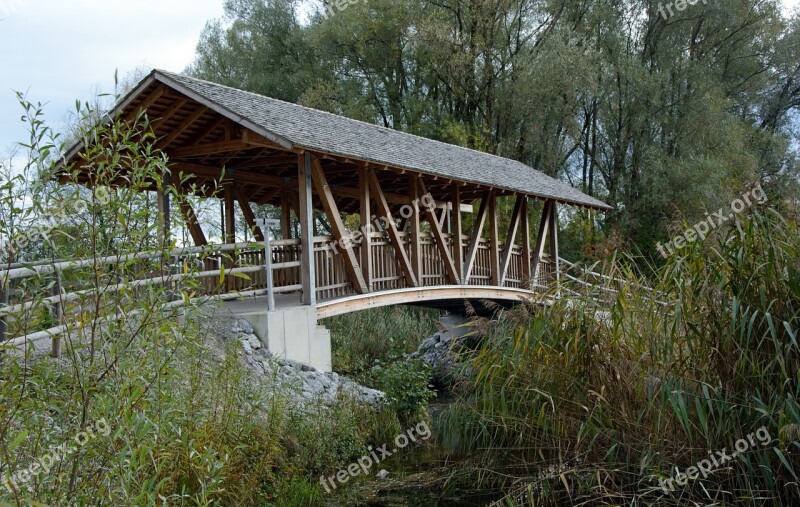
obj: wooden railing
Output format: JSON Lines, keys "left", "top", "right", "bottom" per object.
{"left": 1, "top": 233, "right": 561, "bottom": 351}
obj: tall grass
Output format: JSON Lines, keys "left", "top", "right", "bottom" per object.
{"left": 440, "top": 208, "right": 800, "bottom": 505}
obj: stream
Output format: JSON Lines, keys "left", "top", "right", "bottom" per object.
{"left": 330, "top": 396, "right": 505, "bottom": 507}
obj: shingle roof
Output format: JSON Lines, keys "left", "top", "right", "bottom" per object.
{"left": 152, "top": 70, "right": 610, "bottom": 210}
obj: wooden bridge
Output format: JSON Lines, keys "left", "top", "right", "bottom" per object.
{"left": 1, "top": 70, "right": 610, "bottom": 370}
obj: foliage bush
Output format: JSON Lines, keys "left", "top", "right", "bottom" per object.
{"left": 369, "top": 359, "right": 435, "bottom": 425}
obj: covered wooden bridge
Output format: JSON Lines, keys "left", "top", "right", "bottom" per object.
{"left": 58, "top": 70, "right": 610, "bottom": 369}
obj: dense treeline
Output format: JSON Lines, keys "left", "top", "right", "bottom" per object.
{"left": 189, "top": 0, "right": 800, "bottom": 259}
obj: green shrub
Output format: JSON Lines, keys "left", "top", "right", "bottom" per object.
{"left": 370, "top": 359, "right": 435, "bottom": 424}
{"left": 325, "top": 306, "right": 438, "bottom": 375}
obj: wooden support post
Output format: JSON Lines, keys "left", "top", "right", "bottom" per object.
{"left": 236, "top": 188, "right": 265, "bottom": 242}
{"left": 50, "top": 273, "right": 63, "bottom": 358}
{"left": 488, "top": 191, "right": 500, "bottom": 286}
{"left": 418, "top": 179, "right": 459, "bottom": 284}
{"left": 299, "top": 153, "right": 316, "bottom": 305}
{"left": 310, "top": 158, "right": 368, "bottom": 294}
{"left": 520, "top": 198, "right": 532, "bottom": 285}
{"left": 549, "top": 202, "right": 560, "bottom": 285}
{"left": 359, "top": 166, "right": 373, "bottom": 292}
{"left": 499, "top": 195, "right": 524, "bottom": 286}
{"left": 368, "top": 172, "right": 418, "bottom": 287}
{"left": 281, "top": 179, "right": 292, "bottom": 239}
{"left": 409, "top": 175, "right": 423, "bottom": 284}
{"left": 464, "top": 190, "right": 490, "bottom": 283}
{"left": 532, "top": 200, "right": 554, "bottom": 286}
{"left": 452, "top": 184, "right": 463, "bottom": 283}
{"left": 224, "top": 184, "right": 236, "bottom": 244}
{"left": 178, "top": 198, "right": 208, "bottom": 247}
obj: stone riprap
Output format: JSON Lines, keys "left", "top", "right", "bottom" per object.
{"left": 231, "top": 319, "right": 384, "bottom": 407}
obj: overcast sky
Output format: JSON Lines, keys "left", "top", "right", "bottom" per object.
{"left": 1, "top": 0, "right": 798, "bottom": 157}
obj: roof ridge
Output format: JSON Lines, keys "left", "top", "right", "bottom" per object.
{"left": 154, "top": 69, "right": 534, "bottom": 170}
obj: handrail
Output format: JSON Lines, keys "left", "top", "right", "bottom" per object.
{"left": 0, "top": 241, "right": 278, "bottom": 282}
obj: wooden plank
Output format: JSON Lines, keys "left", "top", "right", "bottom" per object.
{"left": 464, "top": 190, "right": 491, "bottom": 283}
{"left": 177, "top": 197, "right": 208, "bottom": 246}
{"left": 488, "top": 191, "right": 500, "bottom": 286}
{"left": 532, "top": 200, "right": 554, "bottom": 284}
{"left": 452, "top": 184, "right": 464, "bottom": 283}
{"left": 520, "top": 198, "right": 532, "bottom": 284}
{"left": 236, "top": 187, "right": 265, "bottom": 242}
{"left": 360, "top": 166, "right": 373, "bottom": 291}
{"left": 419, "top": 179, "right": 459, "bottom": 284}
{"left": 310, "top": 157, "right": 368, "bottom": 294}
{"left": 499, "top": 195, "right": 524, "bottom": 286}
{"left": 368, "top": 171, "right": 418, "bottom": 287}
{"left": 299, "top": 153, "right": 316, "bottom": 305}
{"left": 409, "top": 175, "right": 423, "bottom": 283}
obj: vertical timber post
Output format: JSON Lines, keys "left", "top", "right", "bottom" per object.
{"left": 521, "top": 198, "right": 532, "bottom": 287}
{"left": 549, "top": 202, "right": 560, "bottom": 286}
{"left": 488, "top": 190, "right": 500, "bottom": 286}
{"left": 299, "top": 153, "right": 316, "bottom": 305}
{"left": 281, "top": 178, "right": 292, "bottom": 240}
{"left": 451, "top": 184, "right": 463, "bottom": 284}
{"left": 409, "top": 175, "right": 422, "bottom": 284}
{"left": 359, "top": 165, "right": 373, "bottom": 292}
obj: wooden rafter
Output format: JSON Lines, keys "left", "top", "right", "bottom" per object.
{"left": 368, "top": 171, "right": 418, "bottom": 287}
{"left": 310, "top": 158, "right": 368, "bottom": 294}
{"left": 157, "top": 98, "right": 189, "bottom": 125}
{"left": 177, "top": 197, "right": 208, "bottom": 246}
{"left": 236, "top": 187, "right": 265, "bottom": 242}
{"left": 127, "top": 85, "right": 165, "bottom": 122}
{"left": 499, "top": 195, "right": 524, "bottom": 286}
{"left": 158, "top": 107, "right": 207, "bottom": 149}
{"left": 464, "top": 190, "right": 491, "bottom": 283}
{"left": 419, "top": 179, "right": 459, "bottom": 284}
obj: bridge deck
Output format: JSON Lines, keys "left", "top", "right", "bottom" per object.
{"left": 224, "top": 285, "right": 546, "bottom": 320}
